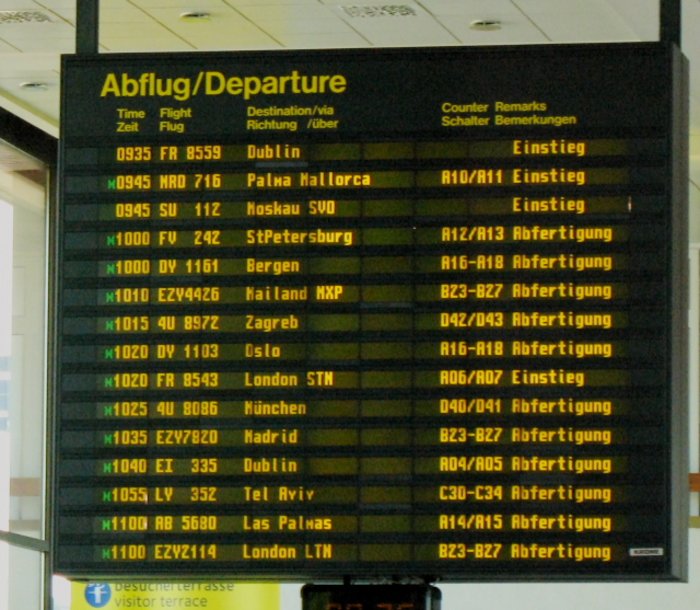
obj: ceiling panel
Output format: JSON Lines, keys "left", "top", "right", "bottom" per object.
{"left": 101, "top": 2, "right": 156, "bottom": 22}
{"left": 101, "top": 36, "right": 193, "bottom": 52}
{"left": 325, "top": 1, "right": 460, "bottom": 47}
{"left": 224, "top": 0, "right": 327, "bottom": 5}
{"left": 100, "top": 21, "right": 181, "bottom": 41}
{"left": 143, "top": 6, "right": 279, "bottom": 48}
{"left": 0, "top": 75, "right": 58, "bottom": 125}
{"left": 0, "top": 1, "right": 51, "bottom": 9}
{"left": 132, "top": 0, "right": 236, "bottom": 8}
{"left": 513, "top": 0, "right": 647, "bottom": 42}
{"left": 279, "top": 31, "right": 369, "bottom": 48}
{"left": 234, "top": 4, "right": 354, "bottom": 32}
{"left": 605, "top": 0, "right": 660, "bottom": 39}
{"left": 0, "top": 38, "right": 18, "bottom": 51}
{"left": 423, "top": 0, "right": 549, "bottom": 46}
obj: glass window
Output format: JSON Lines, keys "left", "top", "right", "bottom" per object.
{"left": 0, "top": 139, "right": 50, "bottom": 609}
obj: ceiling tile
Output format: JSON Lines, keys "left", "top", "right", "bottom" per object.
{"left": 100, "top": 5, "right": 155, "bottom": 22}
{"left": 418, "top": 0, "right": 517, "bottom": 12}
{"left": 142, "top": 6, "right": 279, "bottom": 48}
{"left": 0, "top": 18, "right": 73, "bottom": 38}
{"left": 329, "top": 1, "right": 459, "bottom": 46}
{"left": 101, "top": 21, "right": 179, "bottom": 38}
{"left": 513, "top": 0, "right": 643, "bottom": 42}
{"left": 418, "top": 0, "right": 549, "bottom": 45}
{"left": 101, "top": 36, "right": 194, "bottom": 52}
{"left": 224, "top": 0, "right": 323, "bottom": 5}
{"left": 0, "top": 50, "right": 59, "bottom": 70}
{"left": 439, "top": 22, "right": 549, "bottom": 46}
{"left": 235, "top": 3, "right": 348, "bottom": 28}
{"left": 251, "top": 18, "right": 357, "bottom": 37}
{"left": 240, "top": 9, "right": 358, "bottom": 37}
{"left": 132, "top": 0, "right": 235, "bottom": 8}
{"left": 0, "top": 1, "right": 49, "bottom": 9}
{"left": 143, "top": 4, "right": 257, "bottom": 29}
{"left": 183, "top": 35, "right": 282, "bottom": 51}
{"left": 605, "top": 0, "right": 659, "bottom": 40}
{"left": 1, "top": 34, "right": 74, "bottom": 53}
{"left": 0, "top": 73, "right": 59, "bottom": 117}
{"left": 0, "top": 38, "right": 18, "bottom": 51}
{"left": 279, "top": 31, "right": 370, "bottom": 48}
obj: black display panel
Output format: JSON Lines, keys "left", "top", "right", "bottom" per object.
{"left": 53, "top": 43, "right": 688, "bottom": 580}
{"left": 302, "top": 585, "right": 441, "bottom": 610}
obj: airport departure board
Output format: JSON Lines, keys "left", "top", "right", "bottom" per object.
{"left": 53, "top": 43, "right": 688, "bottom": 580}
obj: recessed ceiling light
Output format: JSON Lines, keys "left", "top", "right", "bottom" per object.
{"left": 180, "top": 11, "right": 211, "bottom": 21}
{"left": 0, "top": 10, "right": 51, "bottom": 24}
{"left": 470, "top": 19, "right": 502, "bottom": 31}
{"left": 341, "top": 5, "right": 417, "bottom": 18}
{"left": 20, "top": 81, "right": 49, "bottom": 91}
